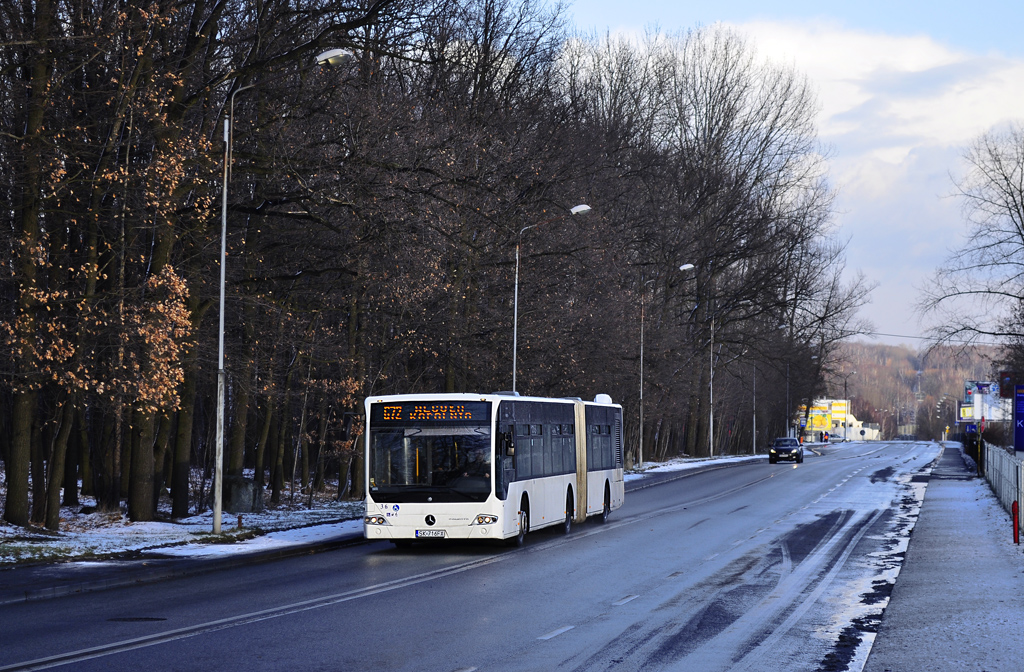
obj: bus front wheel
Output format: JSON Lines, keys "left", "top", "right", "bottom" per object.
{"left": 512, "top": 499, "right": 530, "bottom": 547}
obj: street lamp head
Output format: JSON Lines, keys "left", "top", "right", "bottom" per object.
{"left": 678, "top": 263, "right": 694, "bottom": 271}
{"left": 316, "top": 48, "right": 354, "bottom": 66}
{"left": 570, "top": 204, "right": 591, "bottom": 216}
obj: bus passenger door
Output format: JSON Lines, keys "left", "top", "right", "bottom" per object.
{"left": 573, "top": 401, "right": 587, "bottom": 523}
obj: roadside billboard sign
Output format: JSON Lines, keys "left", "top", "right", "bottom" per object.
{"left": 1015, "top": 385, "right": 1024, "bottom": 452}
{"left": 809, "top": 403, "right": 830, "bottom": 430}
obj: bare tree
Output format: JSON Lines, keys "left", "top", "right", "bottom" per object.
{"left": 921, "top": 123, "right": 1024, "bottom": 345}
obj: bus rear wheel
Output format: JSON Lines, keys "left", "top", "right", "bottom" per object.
{"left": 600, "top": 485, "right": 611, "bottom": 524}
{"left": 563, "top": 493, "right": 573, "bottom": 535}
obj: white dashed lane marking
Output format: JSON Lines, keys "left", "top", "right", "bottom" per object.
{"left": 537, "top": 626, "right": 575, "bottom": 640}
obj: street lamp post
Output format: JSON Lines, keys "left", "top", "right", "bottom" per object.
{"left": 707, "top": 294, "right": 753, "bottom": 456}
{"left": 512, "top": 204, "right": 590, "bottom": 393}
{"left": 775, "top": 322, "right": 792, "bottom": 438}
{"left": 709, "top": 312, "right": 715, "bottom": 456}
{"left": 752, "top": 363, "right": 757, "bottom": 454}
{"left": 843, "top": 371, "right": 856, "bottom": 441}
{"left": 639, "top": 276, "right": 654, "bottom": 468}
{"left": 638, "top": 263, "right": 692, "bottom": 468}
{"left": 215, "top": 48, "right": 352, "bottom": 534}
{"left": 786, "top": 361, "right": 791, "bottom": 438}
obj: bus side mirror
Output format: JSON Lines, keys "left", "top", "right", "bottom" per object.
{"left": 503, "top": 432, "right": 515, "bottom": 456}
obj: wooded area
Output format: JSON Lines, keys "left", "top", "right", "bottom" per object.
{"left": 837, "top": 342, "right": 998, "bottom": 441}
{"left": 0, "top": 0, "right": 868, "bottom": 528}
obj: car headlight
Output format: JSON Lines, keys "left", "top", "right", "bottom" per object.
{"left": 364, "top": 515, "right": 390, "bottom": 525}
{"left": 770, "top": 449, "right": 777, "bottom": 453}
{"left": 473, "top": 514, "right": 499, "bottom": 525}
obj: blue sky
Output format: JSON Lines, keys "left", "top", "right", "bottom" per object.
{"left": 567, "top": 1, "right": 1024, "bottom": 346}
{"left": 570, "top": 1, "right": 1024, "bottom": 58}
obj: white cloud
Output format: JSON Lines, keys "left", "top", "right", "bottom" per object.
{"left": 726, "top": 19, "right": 1024, "bottom": 342}
{"left": 733, "top": 19, "right": 1024, "bottom": 149}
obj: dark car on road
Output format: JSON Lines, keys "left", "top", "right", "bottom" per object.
{"left": 769, "top": 437, "right": 804, "bottom": 464}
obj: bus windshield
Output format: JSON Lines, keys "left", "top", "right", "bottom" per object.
{"left": 369, "top": 424, "right": 492, "bottom": 503}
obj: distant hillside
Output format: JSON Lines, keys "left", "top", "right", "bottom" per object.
{"left": 836, "top": 341, "right": 1001, "bottom": 439}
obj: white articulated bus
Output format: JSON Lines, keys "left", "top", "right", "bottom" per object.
{"left": 363, "top": 392, "right": 624, "bottom": 546}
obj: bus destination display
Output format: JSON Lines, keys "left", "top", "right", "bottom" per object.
{"left": 371, "top": 401, "right": 490, "bottom": 424}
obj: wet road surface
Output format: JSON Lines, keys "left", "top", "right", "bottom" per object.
{"left": 0, "top": 441, "right": 939, "bottom": 671}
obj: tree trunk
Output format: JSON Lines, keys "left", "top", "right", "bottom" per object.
{"left": 151, "top": 412, "right": 174, "bottom": 512}
{"left": 684, "top": 393, "right": 700, "bottom": 457}
{"left": 62, "top": 408, "right": 80, "bottom": 506}
{"left": 254, "top": 395, "right": 275, "bottom": 488}
{"left": 44, "top": 402, "right": 75, "bottom": 530}
{"left": 350, "top": 434, "right": 365, "bottom": 501}
{"left": 78, "top": 406, "right": 92, "bottom": 497}
{"left": 128, "top": 410, "right": 156, "bottom": 521}
{"left": 5, "top": 0, "right": 52, "bottom": 529}
{"left": 271, "top": 417, "right": 286, "bottom": 505}
{"left": 227, "top": 365, "right": 251, "bottom": 478}
{"left": 0, "top": 403, "right": 10, "bottom": 483}
{"left": 295, "top": 372, "right": 312, "bottom": 496}
{"left": 337, "top": 452, "right": 353, "bottom": 501}
{"left": 93, "top": 412, "right": 119, "bottom": 512}
{"left": 271, "top": 356, "right": 298, "bottom": 505}
{"left": 300, "top": 433, "right": 310, "bottom": 493}
{"left": 4, "top": 392, "right": 35, "bottom": 526}
{"left": 267, "top": 412, "right": 280, "bottom": 490}
{"left": 171, "top": 263, "right": 202, "bottom": 518}
{"left": 311, "top": 403, "right": 330, "bottom": 497}
{"left": 228, "top": 304, "right": 256, "bottom": 477}
{"left": 30, "top": 420, "right": 46, "bottom": 524}
{"left": 119, "top": 405, "right": 131, "bottom": 500}
{"left": 172, "top": 365, "right": 197, "bottom": 518}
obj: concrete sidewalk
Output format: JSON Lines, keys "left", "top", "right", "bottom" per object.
{"left": 864, "top": 445, "right": 1024, "bottom": 672}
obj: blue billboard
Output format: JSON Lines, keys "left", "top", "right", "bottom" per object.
{"left": 1014, "top": 385, "right": 1024, "bottom": 452}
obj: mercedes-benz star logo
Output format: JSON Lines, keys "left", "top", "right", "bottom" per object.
{"left": 425, "top": 515, "right": 436, "bottom": 526}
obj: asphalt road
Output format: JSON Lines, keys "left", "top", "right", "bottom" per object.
{"left": 0, "top": 441, "right": 940, "bottom": 672}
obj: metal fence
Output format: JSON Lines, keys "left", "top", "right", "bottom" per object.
{"left": 984, "top": 445, "right": 1023, "bottom": 515}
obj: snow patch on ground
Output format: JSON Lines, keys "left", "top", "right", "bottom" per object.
{"left": 625, "top": 452, "right": 773, "bottom": 481}
{"left": 152, "top": 518, "right": 366, "bottom": 558}
{"left": 0, "top": 498, "right": 365, "bottom": 565}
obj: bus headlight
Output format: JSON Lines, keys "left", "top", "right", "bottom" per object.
{"left": 473, "top": 514, "right": 499, "bottom": 525}
{"left": 364, "top": 515, "right": 390, "bottom": 525}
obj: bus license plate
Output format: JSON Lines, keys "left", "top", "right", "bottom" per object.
{"left": 415, "top": 529, "right": 446, "bottom": 538}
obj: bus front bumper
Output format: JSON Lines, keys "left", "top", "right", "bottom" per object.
{"left": 364, "top": 523, "right": 502, "bottom": 541}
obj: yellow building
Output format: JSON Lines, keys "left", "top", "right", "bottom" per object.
{"left": 798, "top": 398, "right": 878, "bottom": 441}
